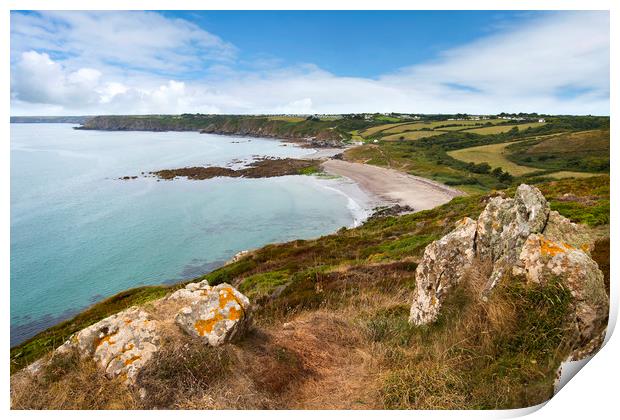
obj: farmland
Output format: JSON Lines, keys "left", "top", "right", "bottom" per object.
{"left": 382, "top": 131, "right": 443, "bottom": 141}
{"left": 463, "top": 122, "right": 546, "bottom": 135}
{"left": 505, "top": 129, "right": 609, "bottom": 172}
{"left": 447, "top": 142, "right": 539, "bottom": 176}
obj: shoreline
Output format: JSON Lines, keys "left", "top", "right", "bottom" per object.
{"left": 321, "top": 159, "right": 463, "bottom": 212}
{"left": 10, "top": 131, "right": 460, "bottom": 347}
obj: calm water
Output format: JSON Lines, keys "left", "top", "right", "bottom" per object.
{"left": 10, "top": 124, "right": 360, "bottom": 345}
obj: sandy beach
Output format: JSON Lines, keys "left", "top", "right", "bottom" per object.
{"left": 322, "top": 159, "right": 462, "bottom": 211}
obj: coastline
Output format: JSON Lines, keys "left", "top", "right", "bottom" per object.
{"left": 302, "top": 144, "right": 463, "bottom": 223}
{"left": 321, "top": 159, "right": 463, "bottom": 212}
{"left": 10, "top": 129, "right": 460, "bottom": 347}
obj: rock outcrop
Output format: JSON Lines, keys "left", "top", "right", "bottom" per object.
{"left": 409, "top": 184, "right": 608, "bottom": 359}
{"left": 173, "top": 282, "right": 251, "bottom": 346}
{"left": 50, "top": 308, "right": 162, "bottom": 382}
{"left": 26, "top": 283, "right": 251, "bottom": 383}
{"left": 475, "top": 184, "right": 550, "bottom": 289}
{"left": 408, "top": 217, "right": 477, "bottom": 325}
{"left": 514, "top": 234, "right": 607, "bottom": 350}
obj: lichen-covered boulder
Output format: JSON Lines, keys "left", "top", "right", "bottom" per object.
{"left": 543, "top": 210, "right": 592, "bottom": 254}
{"left": 475, "top": 184, "right": 550, "bottom": 289}
{"left": 409, "top": 184, "right": 608, "bottom": 359}
{"left": 174, "top": 283, "right": 250, "bottom": 346}
{"left": 409, "top": 217, "right": 477, "bottom": 325}
{"left": 61, "top": 307, "right": 161, "bottom": 382}
{"left": 167, "top": 279, "right": 212, "bottom": 302}
{"left": 513, "top": 234, "right": 608, "bottom": 355}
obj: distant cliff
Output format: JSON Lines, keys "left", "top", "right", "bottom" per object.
{"left": 77, "top": 115, "right": 365, "bottom": 146}
{"left": 11, "top": 116, "right": 89, "bottom": 124}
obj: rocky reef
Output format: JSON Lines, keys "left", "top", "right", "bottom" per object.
{"left": 409, "top": 184, "right": 608, "bottom": 361}
{"left": 150, "top": 157, "right": 320, "bottom": 180}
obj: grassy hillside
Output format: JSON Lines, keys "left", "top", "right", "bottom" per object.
{"left": 344, "top": 116, "right": 609, "bottom": 193}
{"left": 447, "top": 142, "right": 540, "bottom": 176}
{"left": 463, "top": 122, "right": 546, "bottom": 135}
{"left": 11, "top": 176, "right": 610, "bottom": 409}
{"left": 505, "top": 130, "right": 610, "bottom": 172}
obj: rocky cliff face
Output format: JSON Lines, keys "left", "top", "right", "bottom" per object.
{"left": 409, "top": 184, "right": 608, "bottom": 361}
{"left": 77, "top": 115, "right": 346, "bottom": 146}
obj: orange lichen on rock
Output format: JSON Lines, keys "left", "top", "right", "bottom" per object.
{"left": 228, "top": 306, "right": 241, "bottom": 321}
{"left": 124, "top": 355, "right": 142, "bottom": 366}
{"left": 540, "top": 237, "right": 571, "bottom": 256}
{"left": 192, "top": 288, "right": 245, "bottom": 336}
{"left": 218, "top": 287, "right": 240, "bottom": 309}
{"left": 194, "top": 314, "right": 223, "bottom": 336}
{"left": 93, "top": 332, "right": 117, "bottom": 350}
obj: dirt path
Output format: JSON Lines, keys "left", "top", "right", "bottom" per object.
{"left": 271, "top": 312, "right": 380, "bottom": 409}
{"left": 322, "top": 159, "right": 462, "bottom": 211}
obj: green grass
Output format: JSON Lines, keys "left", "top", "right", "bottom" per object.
{"left": 267, "top": 116, "right": 306, "bottom": 122}
{"left": 382, "top": 131, "right": 443, "bottom": 141}
{"left": 447, "top": 141, "right": 540, "bottom": 176}
{"left": 505, "top": 130, "right": 609, "bottom": 173}
{"left": 297, "top": 165, "right": 321, "bottom": 175}
{"left": 463, "top": 122, "right": 546, "bottom": 135}
{"left": 238, "top": 270, "right": 291, "bottom": 300}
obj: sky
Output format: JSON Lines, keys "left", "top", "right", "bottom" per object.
{"left": 10, "top": 10, "right": 610, "bottom": 116}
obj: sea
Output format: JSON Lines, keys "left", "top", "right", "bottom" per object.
{"left": 10, "top": 123, "right": 372, "bottom": 346}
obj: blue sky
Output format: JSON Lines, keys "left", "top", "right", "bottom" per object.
{"left": 159, "top": 11, "right": 543, "bottom": 78}
{"left": 10, "top": 10, "right": 609, "bottom": 115}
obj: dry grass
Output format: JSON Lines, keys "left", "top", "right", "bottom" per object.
{"left": 527, "top": 130, "right": 609, "bottom": 154}
{"left": 11, "top": 349, "right": 138, "bottom": 409}
{"left": 374, "top": 259, "right": 573, "bottom": 409}
{"left": 546, "top": 171, "right": 603, "bottom": 179}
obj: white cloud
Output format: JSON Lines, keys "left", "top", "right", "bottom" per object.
{"left": 10, "top": 11, "right": 609, "bottom": 116}
{"left": 10, "top": 11, "right": 236, "bottom": 75}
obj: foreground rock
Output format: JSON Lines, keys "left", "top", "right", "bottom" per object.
{"left": 172, "top": 282, "right": 251, "bottom": 346}
{"left": 37, "top": 308, "right": 162, "bottom": 383}
{"left": 24, "top": 283, "right": 251, "bottom": 383}
{"left": 409, "top": 184, "right": 608, "bottom": 359}
{"left": 514, "top": 234, "right": 608, "bottom": 350}
{"left": 409, "top": 217, "right": 477, "bottom": 325}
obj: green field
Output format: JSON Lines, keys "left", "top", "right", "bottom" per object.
{"left": 505, "top": 130, "right": 609, "bottom": 173}
{"left": 547, "top": 171, "right": 604, "bottom": 179}
{"left": 382, "top": 131, "right": 444, "bottom": 141}
{"left": 360, "top": 122, "right": 409, "bottom": 136}
{"left": 267, "top": 116, "right": 306, "bottom": 122}
{"left": 447, "top": 142, "right": 540, "bottom": 176}
{"left": 463, "top": 122, "right": 546, "bottom": 135}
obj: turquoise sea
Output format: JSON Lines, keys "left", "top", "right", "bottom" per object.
{"left": 10, "top": 124, "right": 364, "bottom": 345}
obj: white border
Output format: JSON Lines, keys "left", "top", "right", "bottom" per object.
{"left": 2, "top": 1, "right": 617, "bottom": 419}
